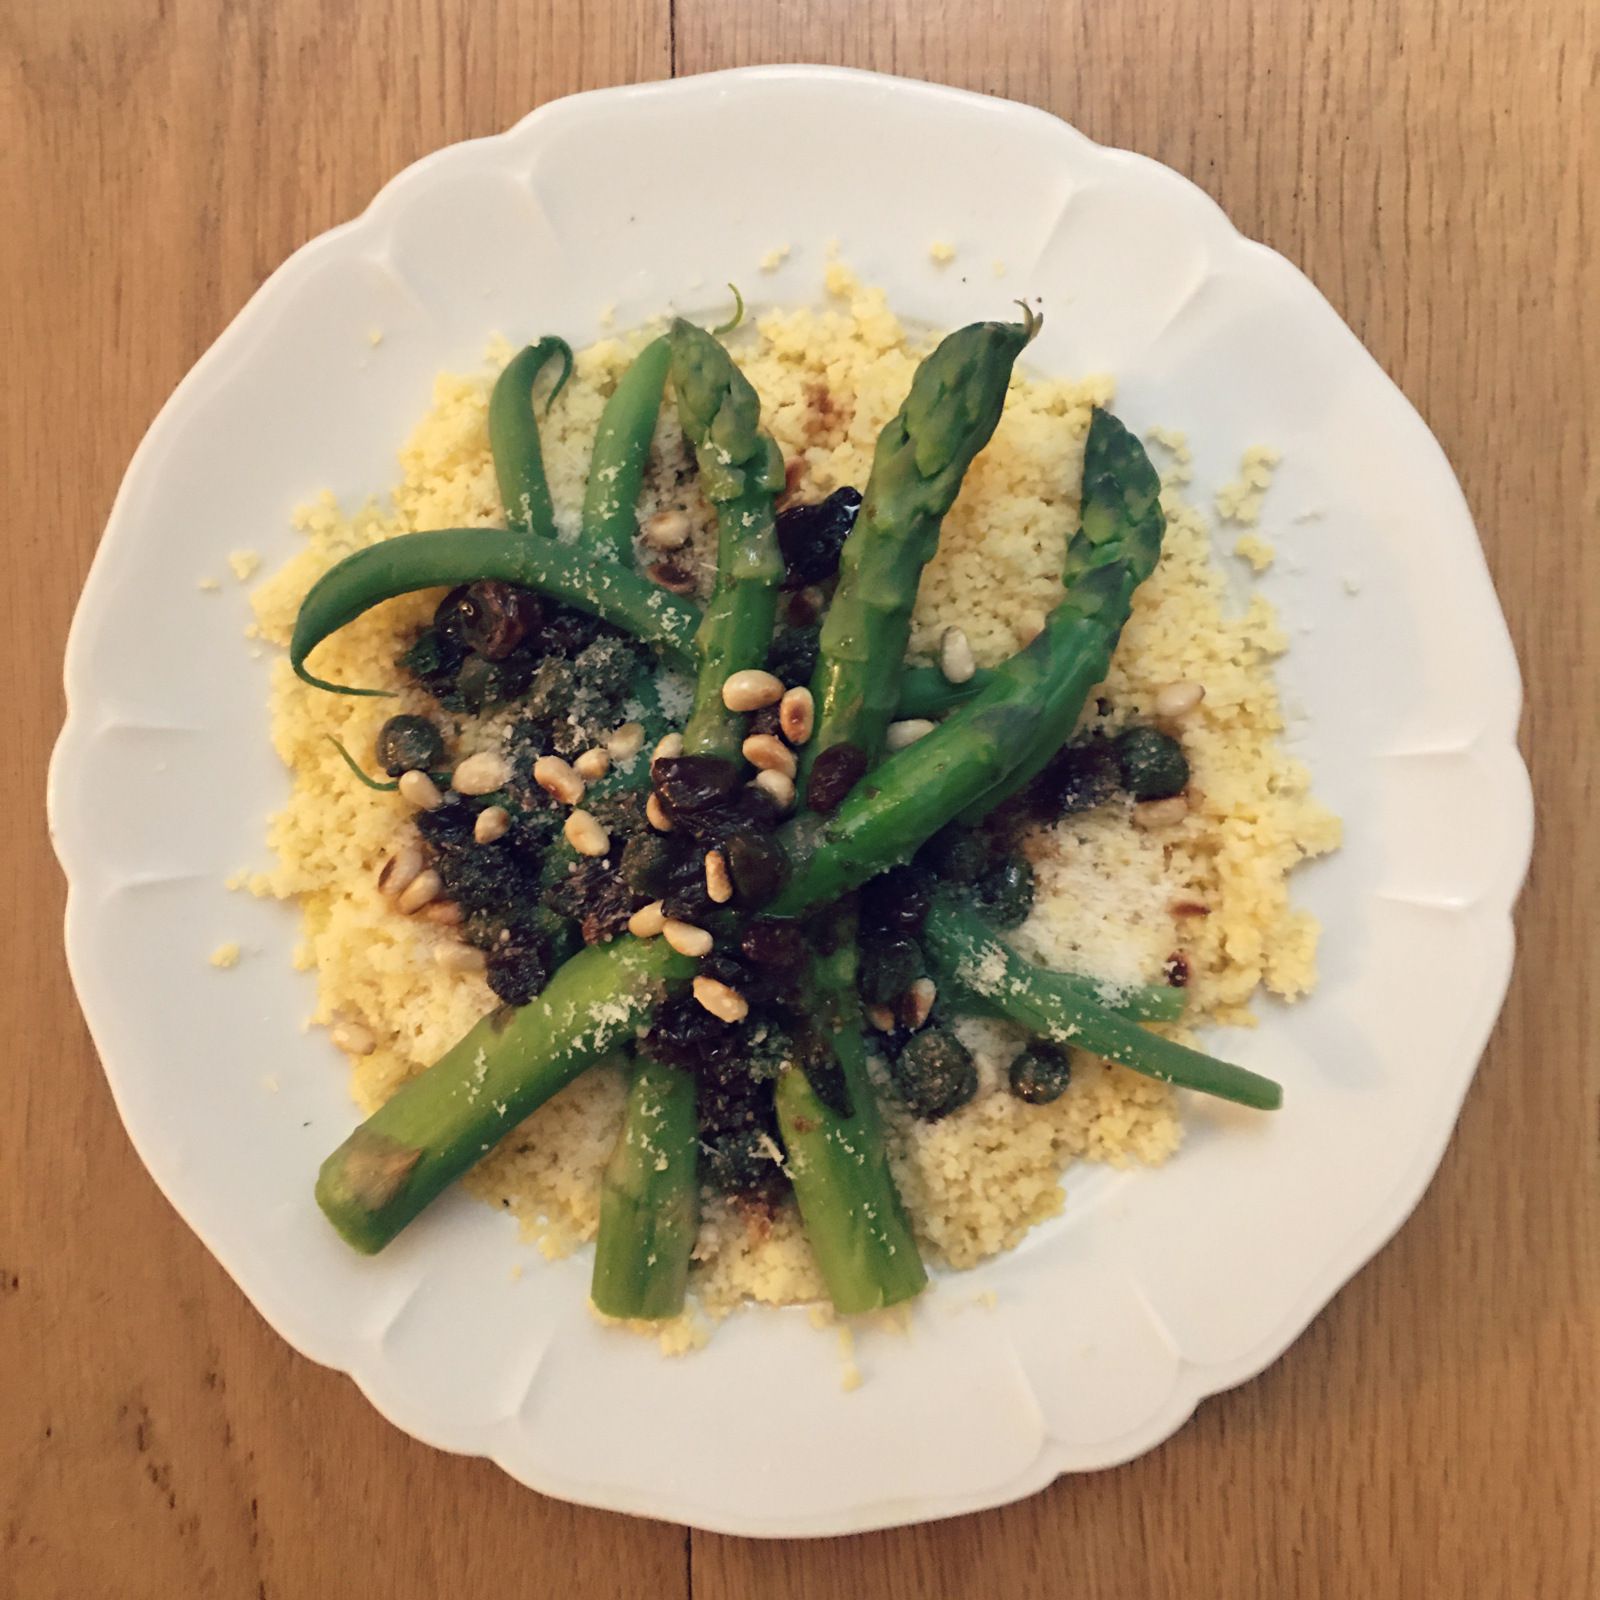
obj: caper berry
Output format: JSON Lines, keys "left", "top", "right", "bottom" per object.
{"left": 1114, "top": 725, "right": 1190, "bottom": 801}
{"left": 975, "top": 856, "right": 1035, "bottom": 929}
{"left": 374, "top": 714, "right": 445, "bottom": 778}
{"left": 1008, "top": 1040, "right": 1074, "bottom": 1104}
{"left": 888, "top": 1028, "right": 978, "bottom": 1121}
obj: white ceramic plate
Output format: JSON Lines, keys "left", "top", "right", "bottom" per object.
{"left": 49, "top": 66, "right": 1532, "bottom": 1535}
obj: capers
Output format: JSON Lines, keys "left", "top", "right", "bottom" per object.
{"left": 374, "top": 714, "right": 445, "bottom": 778}
{"left": 887, "top": 1028, "right": 977, "bottom": 1121}
{"left": 858, "top": 933, "right": 924, "bottom": 1006}
{"left": 1114, "top": 725, "right": 1190, "bottom": 801}
{"left": 1008, "top": 1040, "right": 1073, "bottom": 1104}
{"left": 619, "top": 831, "right": 675, "bottom": 898}
{"left": 975, "top": 856, "right": 1035, "bottom": 929}
{"left": 918, "top": 824, "right": 994, "bottom": 886}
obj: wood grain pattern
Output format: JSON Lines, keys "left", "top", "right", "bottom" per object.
{"left": 5, "top": 1, "right": 1595, "bottom": 1595}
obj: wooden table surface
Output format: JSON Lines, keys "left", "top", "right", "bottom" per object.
{"left": 6, "top": 1, "right": 1596, "bottom": 1594}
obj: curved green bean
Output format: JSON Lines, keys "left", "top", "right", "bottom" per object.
{"left": 290, "top": 528, "right": 699, "bottom": 695}
{"left": 582, "top": 337, "right": 672, "bottom": 559}
{"left": 489, "top": 339, "right": 572, "bottom": 538}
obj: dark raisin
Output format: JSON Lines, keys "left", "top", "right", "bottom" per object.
{"left": 652, "top": 754, "right": 741, "bottom": 816}
{"left": 775, "top": 486, "right": 863, "bottom": 589}
{"left": 740, "top": 919, "right": 809, "bottom": 976}
{"left": 807, "top": 742, "right": 868, "bottom": 815}
{"left": 747, "top": 704, "right": 783, "bottom": 739}
{"left": 858, "top": 934, "right": 924, "bottom": 1006}
{"left": 1008, "top": 1040, "right": 1073, "bottom": 1105}
{"left": 1114, "top": 726, "right": 1190, "bottom": 801}
{"left": 454, "top": 580, "right": 542, "bottom": 659}
{"left": 1163, "top": 951, "right": 1191, "bottom": 988}
{"left": 888, "top": 1028, "right": 977, "bottom": 1121}
{"left": 1031, "top": 738, "right": 1122, "bottom": 818}
{"left": 723, "top": 831, "right": 790, "bottom": 909}
{"left": 646, "top": 989, "right": 743, "bottom": 1072}
{"left": 860, "top": 865, "right": 933, "bottom": 936}
{"left": 975, "top": 857, "right": 1035, "bottom": 929}
{"left": 784, "top": 587, "right": 824, "bottom": 627}
{"left": 648, "top": 559, "right": 698, "bottom": 595}
{"left": 433, "top": 585, "right": 476, "bottom": 646}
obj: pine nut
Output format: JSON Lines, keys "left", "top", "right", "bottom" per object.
{"left": 1017, "top": 610, "right": 1047, "bottom": 645}
{"left": 330, "top": 1021, "right": 376, "bottom": 1056}
{"left": 865, "top": 1004, "right": 897, "bottom": 1032}
{"left": 398, "top": 770, "right": 444, "bottom": 810}
{"left": 704, "top": 850, "right": 734, "bottom": 904}
{"left": 886, "top": 718, "right": 936, "bottom": 751}
{"left": 418, "top": 900, "right": 464, "bottom": 926}
{"left": 563, "top": 809, "right": 610, "bottom": 857}
{"left": 663, "top": 918, "right": 713, "bottom": 958}
{"left": 396, "top": 868, "right": 443, "bottom": 913}
{"left": 378, "top": 845, "right": 424, "bottom": 897}
{"left": 641, "top": 507, "right": 691, "bottom": 550}
{"left": 1133, "top": 795, "right": 1190, "bottom": 830}
{"left": 692, "top": 975, "right": 748, "bottom": 1023}
{"left": 751, "top": 769, "right": 795, "bottom": 812}
{"left": 939, "top": 627, "right": 976, "bottom": 684}
{"left": 742, "top": 733, "right": 797, "bottom": 778}
{"left": 779, "top": 686, "right": 815, "bottom": 745}
{"left": 1154, "top": 680, "right": 1205, "bottom": 719}
{"left": 473, "top": 805, "right": 511, "bottom": 844}
{"left": 533, "top": 755, "right": 584, "bottom": 806}
{"left": 434, "top": 942, "right": 486, "bottom": 974}
{"left": 574, "top": 747, "right": 611, "bottom": 781}
{"left": 902, "top": 977, "right": 937, "bottom": 1031}
{"left": 451, "top": 751, "right": 509, "bottom": 796}
{"left": 646, "top": 792, "right": 674, "bottom": 832}
{"left": 607, "top": 722, "right": 646, "bottom": 761}
{"left": 654, "top": 732, "right": 684, "bottom": 761}
{"left": 628, "top": 900, "right": 667, "bottom": 939}
{"left": 721, "top": 669, "right": 785, "bottom": 711}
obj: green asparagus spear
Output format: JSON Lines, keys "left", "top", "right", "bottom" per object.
{"left": 923, "top": 897, "right": 1282, "bottom": 1110}
{"left": 591, "top": 1052, "right": 701, "bottom": 1319}
{"left": 775, "top": 921, "right": 927, "bottom": 1313}
{"left": 316, "top": 937, "right": 694, "bottom": 1253}
{"left": 582, "top": 336, "right": 673, "bottom": 560}
{"left": 668, "top": 317, "right": 787, "bottom": 760}
{"left": 895, "top": 663, "right": 989, "bottom": 719}
{"left": 489, "top": 338, "right": 573, "bottom": 539}
{"left": 800, "top": 312, "right": 1039, "bottom": 791}
{"left": 769, "top": 406, "right": 1164, "bottom": 907}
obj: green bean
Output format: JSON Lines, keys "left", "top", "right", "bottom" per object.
{"left": 582, "top": 337, "right": 672, "bottom": 559}
{"left": 489, "top": 339, "right": 572, "bottom": 538}
{"left": 290, "top": 528, "right": 698, "bottom": 695}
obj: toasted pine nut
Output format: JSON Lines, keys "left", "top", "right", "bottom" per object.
{"left": 628, "top": 900, "right": 667, "bottom": 939}
{"left": 451, "top": 751, "right": 509, "bottom": 796}
{"left": 742, "top": 733, "right": 797, "bottom": 778}
{"left": 533, "top": 755, "right": 584, "bottom": 806}
{"left": 705, "top": 850, "right": 734, "bottom": 904}
{"left": 473, "top": 805, "right": 511, "bottom": 844}
{"left": 663, "top": 918, "right": 713, "bottom": 958}
{"left": 641, "top": 507, "right": 691, "bottom": 550}
{"left": 418, "top": 900, "right": 464, "bottom": 926}
{"left": 434, "top": 942, "right": 486, "bottom": 974}
{"left": 1154, "top": 680, "right": 1206, "bottom": 719}
{"left": 721, "top": 669, "right": 785, "bottom": 712}
{"left": 886, "top": 718, "right": 936, "bottom": 751}
{"left": 563, "top": 809, "right": 610, "bottom": 857}
{"left": 646, "top": 792, "right": 674, "bottom": 832}
{"left": 1133, "top": 795, "right": 1190, "bottom": 830}
{"left": 398, "top": 770, "right": 444, "bottom": 810}
{"left": 865, "top": 1004, "right": 897, "bottom": 1032}
{"left": 751, "top": 769, "right": 795, "bottom": 812}
{"left": 378, "top": 846, "right": 424, "bottom": 897}
{"left": 779, "top": 686, "right": 815, "bottom": 745}
{"left": 574, "top": 747, "right": 611, "bottom": 781}
{"left": 939, "top": 627, "right": 976, "bottom": 684}
{"left": 692, "top": 975, "right": 748, "bottom": 1023}
{"left": 654, "top": 732, "right": 684, "bottom": 761}
{"left": 607, "top": 722, "right": 646, "bottom": 761}
{"left": 331, "top": 1021, "right": 376, "bottom": 1056}
{"left": 902, "top": 977, "right": 937, "bottom": 1031}
{"left": 396, "top": 867, "right": 443, "bottom": 913}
